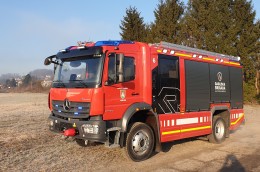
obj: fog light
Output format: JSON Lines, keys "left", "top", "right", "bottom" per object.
{"left": 82, "top": 124, "right": 99, "bottom": 134}
{"left": 49, "top": 120, "right": 54, "bottom": 127}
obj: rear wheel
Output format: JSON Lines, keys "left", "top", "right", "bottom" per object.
{"left": 125, "top": 122, "right": 154, "bottom": 161}
{"left": 209, "top": 116, "right": 226, "bottom": 143}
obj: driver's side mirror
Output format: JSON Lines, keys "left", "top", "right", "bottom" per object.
{"left": 44, "top": 55, "right": 58, "bottom": 74}
{"left": 44, "top": 55, "right": 57, "bottom": 65}
{"left": 44, "top": 57, "right": 52, "bottom": 65}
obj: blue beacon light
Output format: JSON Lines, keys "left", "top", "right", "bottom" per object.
{"left": 95, "top": 40, "right": 134, "bottom": 46}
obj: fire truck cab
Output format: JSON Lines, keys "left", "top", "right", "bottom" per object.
{"left": 45, "top": 40, "right": 244, "bottom": 161}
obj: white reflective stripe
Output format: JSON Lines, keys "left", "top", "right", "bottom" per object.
{"left": 177, "top": 117, "right": 198, "bottom": 125}
{"left": 161, "top": 115, "right": 215, "bottom": 127}
{"left": 161, "top": 120, "right": 175, "bottom": 127}
{"left": 231, "top": 113, "right": 243, "bottom": 119}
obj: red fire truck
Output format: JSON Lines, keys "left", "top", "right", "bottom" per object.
{"left": 44, "top": 40, "right": 244, "bottom": 161}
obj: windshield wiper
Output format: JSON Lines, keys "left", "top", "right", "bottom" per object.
{"left": 70, "top": 80, "right": 88, "bottom": 88}
{"left": 54, "top": 81, "right": 66, "bottom": 88}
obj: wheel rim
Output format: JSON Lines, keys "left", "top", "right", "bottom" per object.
{"left": 215, "top": 119, "right": 225, "bottom": 140}
{"left": 131, "top": 130, "right": 150, "bottom": 155}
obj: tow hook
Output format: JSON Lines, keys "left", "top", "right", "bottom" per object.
{"left": 64, "top": 128, "right": 76, "bottom": 137}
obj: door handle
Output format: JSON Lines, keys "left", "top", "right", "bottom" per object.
{"left": 132, "top": 92, "right": 139, "bottom": 96}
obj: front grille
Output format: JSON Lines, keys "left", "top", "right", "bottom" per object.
{"left": 52, "top": 100, "right": 90, "bottom": 118}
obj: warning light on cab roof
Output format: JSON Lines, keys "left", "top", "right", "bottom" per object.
{"left": 95, "top": 40, "right": 134, "bottom": 46}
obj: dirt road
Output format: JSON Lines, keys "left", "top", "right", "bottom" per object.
{"left": 0, "top": 93, "right": 260, "bottom": 172}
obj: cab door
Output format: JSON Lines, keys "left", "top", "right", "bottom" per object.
{"left": 153, "top": 54, "right": 181, "bottom": 141}
{"left": 103, "top": 53, "right": 140, "bottom": 120}
{"left": 154, "top": 54, "right": 180, "bottom": 114}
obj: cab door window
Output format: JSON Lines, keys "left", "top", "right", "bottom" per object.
{"left": 108, "top": 54, "right": 135, "bottom": 84}
{"left": 108, "top": 56, "right": 116, "bottom": 84}
{"left": 123, "top": 57, "right": 135, "bottom": 82}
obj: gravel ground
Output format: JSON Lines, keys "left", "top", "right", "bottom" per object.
{"left": 0, "top": 93, "right": 259, "bottom": 172}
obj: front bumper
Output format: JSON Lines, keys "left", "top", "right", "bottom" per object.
{"left": 48, "top": 113, "right": 107, "bottom": 143}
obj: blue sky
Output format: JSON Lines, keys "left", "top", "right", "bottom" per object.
{"left": 0, "top": 0, "right": 259, "bottom": 75}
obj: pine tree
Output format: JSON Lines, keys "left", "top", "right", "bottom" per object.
{"left": 120, "top": 6, "right": 147, "bottom": 42}
{"left": 230, "top": 0, "right": 259, "bottom": 82}
{"left": 182, "top": 0, "right": 260, "bottom": 101}
{"left": 251, "top": 21, "right": 260, "bottom": 95}
{"left": 23, "top": 74, "right": 32, "bottom": 86}
{"left": 5, "top": 78, "right": 16, "bottom": 87}
{"left": 5, "top": 79, "right": 10, "bottom": 87}
{"left": 10, "top": 78, "right": 16, "bottom": 87}
{"left": 181, "top": 0, "right": 224, "bottom": 49}
{"left": 182, "top": 0, "right": 259, "bottom": 59}
{"left": 150, "top": 0, "right": 184, "bottom": 43}
{"left": 145, "top": 23, "right": 153, "bottom": 43}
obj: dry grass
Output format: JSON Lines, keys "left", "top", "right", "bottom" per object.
{"left": 1, "top": 93, "right": 260, "bottom": 172}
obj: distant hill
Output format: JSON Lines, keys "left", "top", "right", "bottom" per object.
{"left": 0, "top": 69, "right": 53, "bottom": 84}
{"left": 0, "top": 73, "right": 21, "bottom": 83}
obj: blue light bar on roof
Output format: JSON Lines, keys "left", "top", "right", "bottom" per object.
{"left": 95, "top": 40, "right": 134, "bottom": 46}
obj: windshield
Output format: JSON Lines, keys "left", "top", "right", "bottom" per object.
{"left": 53, "top": 55, "right": 103, "bottom": 88}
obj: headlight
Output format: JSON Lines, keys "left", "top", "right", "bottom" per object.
{"left": 82, "top": 124, "right": 99, "bottom": 134}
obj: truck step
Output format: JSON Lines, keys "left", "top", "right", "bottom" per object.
{"left": 105, "top": 127, "right": 121, "bottom": 148}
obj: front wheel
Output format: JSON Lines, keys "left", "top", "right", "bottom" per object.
{"left": 208, "top": 116, "right": 227, "bottom": 143}
{"left": 125, "top": 122, "right": 155, "bottom": 161}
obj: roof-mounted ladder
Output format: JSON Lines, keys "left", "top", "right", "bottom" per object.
{"left": 154, "top": 41, "right": 240, "bottom": 62}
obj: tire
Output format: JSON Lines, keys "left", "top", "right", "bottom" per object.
{"left": 209, "top": 116, "right": 226, "bottom": 144}
{"left": 125, "top": 122, "right": 155, "bottom": 161}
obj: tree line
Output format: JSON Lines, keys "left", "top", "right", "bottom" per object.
{"left": 4, "top": 74, "right": 32, "bottom": 88}
{"left": 2, "top": 73, "right": 51, "bottom": 93}
{"left": 120, "top": 0, "right": 260, "bottom": 103}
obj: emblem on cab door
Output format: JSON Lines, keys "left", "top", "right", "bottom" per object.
{"left": 120, "top": 90, "right": 126, "bottom": 101}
